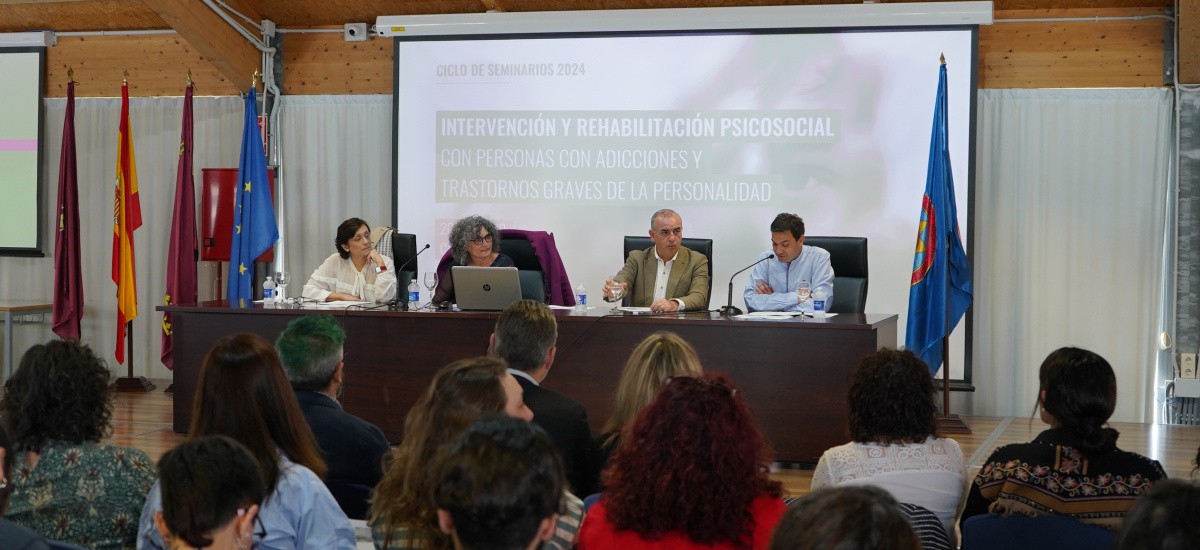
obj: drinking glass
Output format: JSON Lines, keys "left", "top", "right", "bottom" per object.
{"left": 275, "top": 271, "right": 291, "bottom": 300}
{"left": 423, "top": 272, "right": 439, "bottom": 308}
{"left": 795, "top": 279, "right": 811, "bottom": 305}
{"left": 606, "top": 277, "right": 627, "bottom": 310}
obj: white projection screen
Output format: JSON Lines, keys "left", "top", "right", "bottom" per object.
{"left": 0, "top": 47, "right": 45, "bottom": 256}
{"left": 389, "top": 10, "right": 979, "bottom": 380}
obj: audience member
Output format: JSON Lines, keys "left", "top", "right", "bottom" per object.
{"left": 961, "top": 347, "right": 1167, "bottom": 531}
{"left": 370, "top": 357, "right": 583, "bottom": 550}
{"left": 593, "top": 331, "right": 702, "bottom": 474}
{"left": 578, "top": 374, "right": 784, "bottom": 550}
{"left": 276, "top": 314, "right": 391, "bottom": 519}
{"left": 0, "top": 420, "right": 51, "bottom": 550}
{"left": 492, "top": 300, "right": 596, "bottom": 496}
{"left": 152, "top": 435, "right": 265, "bottom": 550}
{"left": 811, "top": 348, "right": 965, "bottom": 538}
{"left": 137, "top": 333, "right": 355, "bottom": 549}
{"left": 769, "top": 486, "right": 919, "bottom": 550}
{"left": 2, "top": 340, "right": 155, "bottom": 550}
{"left": 1113, "top": 479, "right": 1200, "bottom": 550}
{"left": 433, "top": 415, "right": 566, "bottom": 550}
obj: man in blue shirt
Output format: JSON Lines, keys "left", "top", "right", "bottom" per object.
{"left": 743, "top": 213, "right": 834, "bottom": 313}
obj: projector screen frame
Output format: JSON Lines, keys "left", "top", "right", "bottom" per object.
{"left": 387, "top": 18, "right": 980, "bottom": 388}
{"left": 0, "top": 45, "right": 47, "bottom": 258}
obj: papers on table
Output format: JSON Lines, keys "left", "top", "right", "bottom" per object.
{"left": 733, "top": 311, "right": 838, "bottom": 320}
{"left": 615, "top": 306, "right": 653, "bottom": 313}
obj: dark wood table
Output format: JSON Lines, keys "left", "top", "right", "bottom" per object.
{"left": 159, "top": 301, "right": 897, "bottom": 463}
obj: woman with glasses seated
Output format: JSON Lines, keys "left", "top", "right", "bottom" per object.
{"left": 302, "top": 217, "right": 397, "bottom": 303}
{"left": 431, "top": 215, "right": 514, "bottom": 305}
{"left": 578, "top": 373, "right": 785, "bottom": 550}
{"left": 138, "top": 333, "right": 356, "bottom": 550}
{"left": 152, "top": 436, "right": 265, "bottom": 550}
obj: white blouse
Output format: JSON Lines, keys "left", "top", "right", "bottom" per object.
{"left": 302, "top": 253, "right": 397, "bottom": 303}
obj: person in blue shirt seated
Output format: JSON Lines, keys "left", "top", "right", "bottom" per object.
{"left": 743, "top": 213, "right": 834, "bottom": 313}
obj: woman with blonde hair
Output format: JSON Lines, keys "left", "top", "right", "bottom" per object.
{"left": 594, "top": 332, "right": 703, "bottom": 472}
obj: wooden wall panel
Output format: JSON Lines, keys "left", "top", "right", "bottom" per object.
{"left": 41, "top": 7, "right": 1170, "bottom": 97}
{"left": 1181, "top": 0, "right": 1200, "bottom": 84}
{"left": 981, "top": 8, "right": 1168, "bottom": 88}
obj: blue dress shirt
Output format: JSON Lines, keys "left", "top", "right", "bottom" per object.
{"left": 743, "top": 246, "right": 834, "bottom": 313}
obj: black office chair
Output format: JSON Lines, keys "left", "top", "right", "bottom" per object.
{"left": 621, "top": 236, "right": 714, "bottom": 309}
{"left": 802, "top": 236, "right": 868, "bottom": 314}
{"left": 389, "top": 231, "right": 418, "bottom": 301}
{"left": 498, "top": 233, "right": 548, "bottom": 303}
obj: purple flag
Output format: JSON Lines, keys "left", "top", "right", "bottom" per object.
{"left": 52, "top": 80, "right": 82, "bottom": 340}
{"left": 162, "top": 84, "right": 198, "bottom": 370}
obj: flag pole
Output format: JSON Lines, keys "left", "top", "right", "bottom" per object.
{"left": 113, "top": 321, "right": 155, "bottom": 391}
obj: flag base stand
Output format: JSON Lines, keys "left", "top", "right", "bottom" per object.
{"left": 164, "top": 383, "right": 174, "bottom": 393}
{"left": 113, "top": 376, "right": 156, "bottom": 392}
{"left": 936, "top": 414, "right": 972, "bottom": 434}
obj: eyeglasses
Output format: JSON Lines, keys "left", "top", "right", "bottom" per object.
{"left": 469, "top": 234, "right": 494, "bottom": 245}
{"left": 666, "top": 375, "right": 738, "bottom": 397}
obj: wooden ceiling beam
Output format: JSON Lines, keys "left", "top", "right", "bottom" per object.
{"left": 1182, "top": 0, "right": 1200, "bottom": 84}
{"left": 141, "top": 0, "right": 263, "bottom": 91}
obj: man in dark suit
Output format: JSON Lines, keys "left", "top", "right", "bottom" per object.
{"left": 276, "top": 314, "right": 391, "bottom": 520}
{"left": 491, "top": 300, "right": 597, "bottom": 497}
{"left": 604, "top": 209, "right": 710, "bottom": 312}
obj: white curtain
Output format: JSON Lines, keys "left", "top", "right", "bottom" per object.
{"left": 0, "top": 94, "right": 391, "bottom": 380}
{"left": 966, "top": 88, "right": 1174, "bottom": 423}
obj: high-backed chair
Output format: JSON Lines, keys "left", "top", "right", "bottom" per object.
{"left": 388, "top": 231, "right": 419, "bottom": 301}
{"left": 960, "top": 514, "right": 1115, "bottom": 550}
{"left": 802, "top": 236, "right": 868, "bottom": 314}
{"left": 621, "top": 236, "right": 714, "bottom": 309}
{"left": 497, "top": 233, "right": 547, "bottom": 303}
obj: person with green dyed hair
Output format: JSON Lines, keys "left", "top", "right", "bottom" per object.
{"left": 275, "top": 314, "right": 391, "bottom": 520}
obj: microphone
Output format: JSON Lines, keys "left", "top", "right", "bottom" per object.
{"left": 393, "top": 244, "right": 430, "bottom": 310}
{"left": 718, "top": 254, "right": 774, "bottom": 316}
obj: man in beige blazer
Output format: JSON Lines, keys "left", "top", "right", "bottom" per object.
{"left": 604, "top": 209, "right": 710, "bottom": 312}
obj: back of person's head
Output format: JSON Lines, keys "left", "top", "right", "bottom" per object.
{"left": 275, "top": 314, "right": 346, "bottom": 391}
{"left": 434, "top": 415, "right": 564, "bottom": 550}
{"left": 1114, "top": 479, "right": 1200, "bottom": 550}
{"left": 371, "top": 357, "right": 510, "bottom": 550}
{"left": 190, "top": 333, "right": 326, "bottom": 493}
{"left": 770, "top": 213, "right": 806, "bottom": 239}
{"left": 0, "top": 339, "right": 112, "bottom": 453}
{"left": 0, "top": 420, "right": 13, "bottom": 515}
{"left": 1038, "top": 346, "right": 1119, "bottom": 455}
{"left": 156, "top": 435, "right": 266, "bottom": 549}
{"left": 605, "top": 373, "right": 781, "bottom": 547}
{"left": 770, "top": 486, "right": 919, "bottom": 550}
{"left": 493, "top": 300, "right": 557, "bottom": 373}
{"left": 602, "top": 331, "right": 702, "bottom": 435}
{"left": 848, "top": 348, "right": 937, "bottom": 445}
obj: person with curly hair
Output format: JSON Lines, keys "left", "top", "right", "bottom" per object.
{"left": 593, "top": 331, "right": 703, "bottom": 476}
{"left": 370, "top": 357, "right": 584, "bottom": 550}
{"left": 578, "top": 373, "right": 784, "bottom": 550}
{"left": 151, "top": 436, "right": 265, "bottom": 550}
{"left": 137, "top": 333, "right": 356, "bottom": 549}
{"left": 302, "top": 217, "right": 397, "bottom": 303}
{"left": 810, "top": 348, "right": 965, "bottom": 540}
{"left": 431, "top": 215, "right": 514, "bottom": 305}
{"left": 1, "top": 340, "right": 156, "bottom": 550}
{"left": 961, "top": 347, "right": 1167, "bottom": 531}
{"left": 769, "top": 486, "right": 919, "bottom": 550}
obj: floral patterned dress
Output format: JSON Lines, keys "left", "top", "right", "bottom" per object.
{"left": 6, "top": 441, "right": 156, "bottom": 550}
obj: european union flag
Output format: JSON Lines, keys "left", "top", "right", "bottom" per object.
{"left": 226, "top": 88, "right": 278, "bottom": 303}
{"left": 906, "top": 60, "right": 973, "bottom": 376}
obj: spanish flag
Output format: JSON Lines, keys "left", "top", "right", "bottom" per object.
{"left": 113, "top": 80, "right": 142, "bottom": 364}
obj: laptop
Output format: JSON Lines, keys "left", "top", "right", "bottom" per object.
{"left": 451, "top": 266, "right": 524, "bottom": 311}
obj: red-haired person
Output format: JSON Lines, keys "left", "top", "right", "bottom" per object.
{"left": 578, "top": 374, "right": 784, "bottom": 550}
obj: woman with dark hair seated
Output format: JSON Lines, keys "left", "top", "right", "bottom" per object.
{"left": 810, "top": 349, "right": 965, "bottom": 539}
{"left": 578, "top": 374, "right": 785, "bottom": 550}
{"left": 2, "top": 340, "right": 156, "bottom": 549}
{"left": 370, "top": 357, "right": 584, "bottom": 550}
{"left": 769, "top": 486, "right": 919, "bottom": 550}
{"left": 0, "top": 421, "right": 51, "bottom": 550}
{"left": 1113, "top": 479, "right": 1200, "bottom": 550}
{"left": 961, "top": 346, "right": 1167, "bottom": 531}
{"left": 302, "top": 217, "right": 397, "bottom": 303}
{"left": 152, "top": 436, "right": 265, "bottom": 550}
{"left": 138, "top": 333, "right": 355, "bottom": 549}
{"left": 431, "top": 215, "right": 514, "bottom": 305}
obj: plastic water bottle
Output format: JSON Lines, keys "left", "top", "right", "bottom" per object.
{"left": 812, "top": 288, "right": 827, "bottom": 319}
{"left": 263, "top": 276, "right": 276, "bottom": 304}
{"left": 408, "top": 279, "right": 421, "bottom": 310}
{"left": 575, "top": 283, "right": 587, "bottom": 313}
